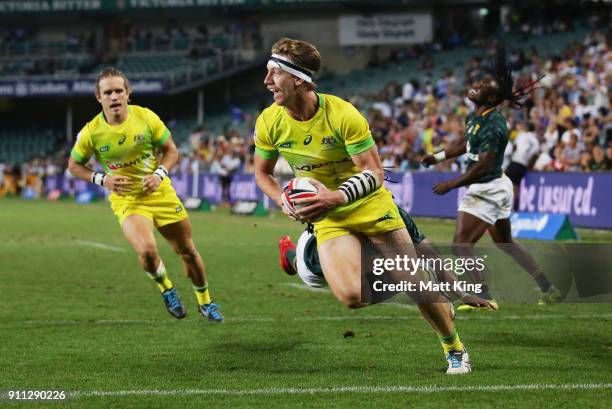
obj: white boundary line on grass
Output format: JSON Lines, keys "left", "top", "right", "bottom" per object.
{"left": 17, "top": 313, "right": 612, "bottom": 326}
{"left": 75, "top": 240, "right": 125, "bottom": 253}
{"left": 73, "top": 383, "right": 612, "bottom": 398}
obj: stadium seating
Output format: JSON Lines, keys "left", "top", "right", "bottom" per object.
{"left": 0, "top": 24, "right": 596, "bottom": 166}
{"left": 0, "top": 127, "right": 63, "bottom": 164}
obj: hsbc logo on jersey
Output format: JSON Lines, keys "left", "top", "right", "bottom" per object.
{"left": 105, "top": 152, "right": 152, "bottom": 170}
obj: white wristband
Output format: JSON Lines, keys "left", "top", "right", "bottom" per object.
{"left": 338, "top": 170, "right": 381, "bottom": 204}
{"left": 153, "top": 165, "right": 168, "bottom": 181}
{"left": 91, "top": 172, "right": 106, "bottom": 186}
{"left": 433, "top": 151, "right": 447, "bottom": 162}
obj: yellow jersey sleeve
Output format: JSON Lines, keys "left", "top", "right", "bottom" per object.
{"left": 70, "top": 124, "right": 95, "bottom": 164}
{"left": 145, "top": 108, "right": 170, "bottom": 146}
{"left": 254, "top": 114, "right": 279, "bottom": 160}
{"left": 340, "top": 103, "right": 374, "bottom": 155}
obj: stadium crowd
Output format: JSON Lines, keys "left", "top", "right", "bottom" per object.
{"left": 1, "top": 24, "right": 610, "bottom": 199}
{"left": 181, "top": 27, "right": 611, "bottom": 178}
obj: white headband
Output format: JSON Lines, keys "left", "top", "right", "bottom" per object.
{"left": 267, "top": 53, "right": 314, "bottom": 83}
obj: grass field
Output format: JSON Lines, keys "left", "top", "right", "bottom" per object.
{"left": 1, "top": 198, "right": 611, "bottom": 408}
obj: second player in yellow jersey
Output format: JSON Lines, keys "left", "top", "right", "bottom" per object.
{"left": 68, "top": 68, "right": 224, "bottom": 323}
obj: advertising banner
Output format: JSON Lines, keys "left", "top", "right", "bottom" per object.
{"left": 44, "top": 171, "right": 612, "bottom": 229}
{"left": 0, "top": 78, "right": 165, "bottom": 97}
{"left": 339, "top": 13, "right": 433, "bottom": 46}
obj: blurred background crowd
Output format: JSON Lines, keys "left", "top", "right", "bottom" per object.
{"left": 0, "top": 1, "right": 609, "bottom": 200}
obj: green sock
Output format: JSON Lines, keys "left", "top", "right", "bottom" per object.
{"left": 438, "top": 329, "right": 464, "bottom": 354}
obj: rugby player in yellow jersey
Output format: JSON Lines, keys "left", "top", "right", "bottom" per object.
{"left": 68, "top": 68, "right": 223, "bottom": 322}
{"left": 254, "top": 38, "right": 471, "bottom": 374}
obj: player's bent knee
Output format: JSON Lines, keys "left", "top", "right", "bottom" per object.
{"left": 176, "top": 243, "right": 197, "bottom": 258}
{"left": 139, "top": 244, "right": 159, "bottom": 263}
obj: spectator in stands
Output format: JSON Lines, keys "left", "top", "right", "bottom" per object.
{"left": 189, "top": 126, "right": 207, "bottom": 151}
{"left": 590, "top": 144, "right": 608, "bottom": 171}
{"left": 561, "top": 117, "right": 582, "bottom": 146}
{"left": 506, "top": 122, "right": 540, "bottom": 209}
{"left": 562, "top": 133, "right": 582, "bottom": 171}
{"left": 580, "top": 151, "right": 593, "bottom": 172}
{"left": 533, "top": 145, "right": 554, "bottom": 172}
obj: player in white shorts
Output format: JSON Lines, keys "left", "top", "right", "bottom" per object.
{"left": 422, "top": 48, "right": 560, "bottom": 309}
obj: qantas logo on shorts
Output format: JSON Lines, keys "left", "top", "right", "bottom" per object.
{"left": 175, "top": 205, "right": 183, "bottom": 213}
{"left": 105, "top": 152, "right": 152, "bottom": 170}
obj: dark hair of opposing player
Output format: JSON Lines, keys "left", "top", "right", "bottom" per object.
{"left": 492, "top": 46, "right": 543, "bottom": 109}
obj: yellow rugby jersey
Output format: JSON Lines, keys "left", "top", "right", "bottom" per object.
{"left": 254, "top": 92, "right": 384, "bottom": 215}
{"left": 70, "top": 105, "right": 171, "bottom": 196}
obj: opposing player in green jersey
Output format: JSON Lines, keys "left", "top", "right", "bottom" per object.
{"left": 68, "top": 68, "right": 224, "bottom": 322}
{"left": 254, "top": 38, "right": 473, "bottom": 374}
{"left": 423, "top": 48, "right": 560, "bottom": 309}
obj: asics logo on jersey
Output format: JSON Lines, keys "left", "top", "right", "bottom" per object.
{"left": 118, "top": 135, "right": 126, "bottom": 145}
{"left": 279, "top": 142, "right": 293, "bottom": 148}
{"left": 294, "top": 158, "right": 352, "bottom": 171}
{"left": 105, "top": 152, "right": 152, "bottom": 170}
{"left": 303, "top": 135, "right": 312, "bottom": 145}
{"left": 99, "top": 146, "right": 109, "bottom": 152}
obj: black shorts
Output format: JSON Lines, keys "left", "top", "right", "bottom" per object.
{"left": 505, "top": 162, "right": 527, "bottom": 185}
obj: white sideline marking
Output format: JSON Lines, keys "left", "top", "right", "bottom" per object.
{"left": 18, "top": 313, "right": 612, "bottom": 326}
{"left": 75, "top": 240, "right": 125, "bottom": 253}
{"left": 72, "top": 383, "right": 612, "bottom": 398}
{"left": 386, "top": 303, "right": 418, "bottom": 311}
{"left": 284, "top": 282, "right": 330, "bottom": 293}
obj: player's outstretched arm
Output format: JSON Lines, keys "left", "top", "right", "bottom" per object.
{"left": 422, "top": 139, "right": 467, "bottom": 166}
{"left": 67, "top": 157, "right": 133, "bottom": 194}
{"left": 432, "top": 151, "right": 496, "bottom": 195}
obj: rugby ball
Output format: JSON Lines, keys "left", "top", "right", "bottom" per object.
{"left": 281, "top": 177, "right": 318, "bottom": 216}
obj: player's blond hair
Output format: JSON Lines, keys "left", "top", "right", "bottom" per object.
{"left": 271, "top": 38, "right": 320, "bottom": 90}
{"left": 95, "top": 67, "right": 132, "bottom": 97}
